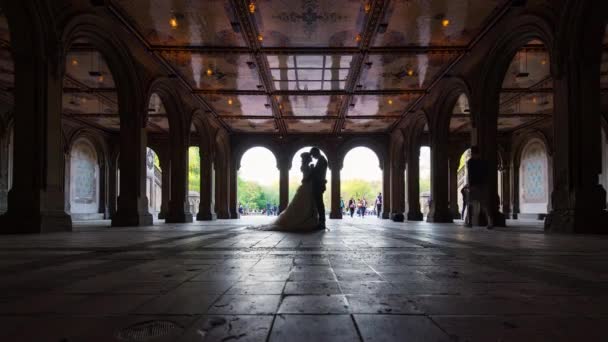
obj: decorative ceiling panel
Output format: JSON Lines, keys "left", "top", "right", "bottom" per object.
{"left": 83, "top": 117, "right": 121, "bottom": 131}
{"left": 202, "top": 94, "right": 273, "bottom": 116}
{"left": 342, "top": 118, "right": 397, "bottom": 132}
{"left": 284, "top": 119, "right": 335, "bottom": 133}
{"left": 347, "top": 94, "right": 419, "bottom": 116}
{"left": 501, "top": 49, "right": 550, "bottom": 88}
{"left": 278, "top": 95, "right": 344, "bottom": 117}
{"left": 65, "top": 51, "right": 115, "bottom": 88}
{"left": 253, "top": 0, "right": 367, "bottom": 47}
{"left": 374, "top": 0, "right": 502, "bottom": 47}
{"left": 358, "top": 53, "right": 457, "bottom": 90}
{"left": 224, "top": 118, "right": 277, "bottom": 132}
{"left": 114, "top": 0, "right": 245, "bottom": 46}
{"left": 62, "top": 92, "right": 118, "bottom": 114}
{"left": 268, "top": 55, "right": 353, "bottom": 91}
{"left": 500, "top": 92, "right": 553, "bottom": 115}
{"left": 161, "top": 52, "right": 263, "bottom": 90}
{"left": 497, "top": 116, "right": 536, "bottom": 131}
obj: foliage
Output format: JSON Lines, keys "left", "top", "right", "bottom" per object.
{"left": 153, "top": 153, "right": 161, "bottom": 170}
{"left": 238, "top": 177, "right": 279, "bottom": 210}
{"left": 188, "top": 147, "right": 200, "bottom": 192}
{"left": 420, "top": 177, "right": 430, "bottom": 194}
{"left": 340, "top": 179, "right": 382, "bottom": 204}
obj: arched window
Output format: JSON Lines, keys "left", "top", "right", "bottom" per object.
{"left": 70, "top": 139, "right": 99, "bottom": 214}
{"left": 519, "top": 140, "right": 549, "bottom": 214}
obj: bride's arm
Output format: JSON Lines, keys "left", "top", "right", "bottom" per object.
{"left": 301, "top": 164, "right": 312, "bottom": 182}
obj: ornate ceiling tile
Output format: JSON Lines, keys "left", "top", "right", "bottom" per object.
{"left": 252, "top": 0, "right": 367, "bottom": 47}
{"left": 203, "top": 94, "right": 273, "bottom": 117}
{"left": 268, "top": 54, "right": 353, "bottom": 91}
{"left": 347, "top": 94, "right": 419, "bottom": 116}
{"left": 341, "top": 118, "right": 397, "bottom": 132}
{"left": 161, "top": 52, "right": 263, "bottom": 90}
{"left": 373, "top": 0, "right": 502, "bottom": 47}
{"left": 62, "top": 92, "right": 118, "bottom": 115}
{"left": 284, "top": 118, "right": 335, "bottom": 133}
{"left": 278, "top": 95, "right": 344, "bottom": 117}
{"left": 358, "top": 53, "right": 457, "bottom": 90}
{"left": 65, "top": 51, "right": 115, "bottom": 88}
{"left": 114, "top": 0, "right": 246, "bottom": 46}
{"left": 501, "top": 49, "right": 551, "bottom": 89}
{"left": 223, "top": 118, "right": 278, "bottom": 133}
{"left": 499, "top": 92, "right": 553, "bottom": 115}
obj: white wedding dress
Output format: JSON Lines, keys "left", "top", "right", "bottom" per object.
{"left": 256, "top": 163, "right": 319, "bottom": 232}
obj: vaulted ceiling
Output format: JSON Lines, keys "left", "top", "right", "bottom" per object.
{"left": 0, "top": 1, "right": 607, "bottom": 136}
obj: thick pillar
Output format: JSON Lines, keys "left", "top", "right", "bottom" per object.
{"left": 545, "top": 22, "right": 608, "bottom": 233}
{"left": 197, "top": 149, "right": 216, "bottom": 221}
{"left": 448, "top": 151, "right": 461, "bottom": 220}
{"left": 381, "top": 158, "right": 391, "bottom": 219}
{"left": 0, "top": 38, "right": 72, "bottom": 233}
{"left": 510, "top": 160, "right": 519, "bottom": 219}
{"left": 157, "top": 149, "right": 171, "bottom": 220}
{"left": 406, "top": 146, "right": 423, "bottom": 221}
{"left": 166, "top": 136, "right": 192, "bottom": 223}
{"left": 329, "top": 165, "right": 342, "bottom": 219}
{"left": 108, "top": 154, "right": 118, "bottom": 218}
{"left": 278, "top": 157, "right": 289, "bottom": 214}
{"left": 427, "top": 134, "right": 453, "bottom": 223}
{"left": 111, "top": 115, "right": 153, "bottom": 227}
{"left": 229, "top": 161, "right": 239, "bottom": 218}
{"left": 215, "top": 158, "right": 230, "bottom": 219}
{"left": 390, "top": 163, "right": 405, "bottom": 222}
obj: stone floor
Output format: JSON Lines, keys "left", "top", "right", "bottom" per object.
{"left": 1, "top": 216, "right": 607, "bottom": 341}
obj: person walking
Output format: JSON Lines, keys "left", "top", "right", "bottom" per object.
{"left": 349, "top": 197, "right": 355, "bottom": 218}
{"left": 375, "top": 192, "right": 383, "bottom": 218}
{"left": 340, "top": 197, "right": 345, "bottom": 215}
{"left": 460, "top": 184, "right": 469, "bottom": 220}
{"left": 466, "top": 146, "right": 493, "bottom": 229}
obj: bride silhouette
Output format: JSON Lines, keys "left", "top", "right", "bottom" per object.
{"left": 257, "top": 151, "right": 320, "bottom": 231}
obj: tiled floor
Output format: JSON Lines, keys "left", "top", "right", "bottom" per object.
{"left": 1, "top": 216, "right": 607, "bottom": 341}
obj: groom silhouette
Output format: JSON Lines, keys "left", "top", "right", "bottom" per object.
{"left": 310, "top": 147, "right": 327, "bottom": 230}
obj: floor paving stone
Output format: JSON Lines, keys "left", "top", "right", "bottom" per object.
{"left": 0, "top": 217, "right": 607, "bottom": 340}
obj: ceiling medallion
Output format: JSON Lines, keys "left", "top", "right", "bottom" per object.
{"left": 272, "top": 0, "right": 349, "bottom": 38}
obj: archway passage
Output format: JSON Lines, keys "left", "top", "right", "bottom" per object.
{"left": 289, "top": 146, "right": 331, "bottom": 214}
{"left": 188, "top": 146, "right": 200, "bottom": 217}
{"left": 69, "top": 138, "right": 101, "bottom": 220}
{"left": 341, "top": 147, "right": 382, "bottom": 219}
{"left": 419, "top": 146, "right": 431, "bottom": 219}
{"left": 238, "top": 147, "right": 279, "bottom": 216}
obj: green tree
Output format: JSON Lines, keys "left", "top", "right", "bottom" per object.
{"left": 188, "top": 147, "right": 200, "bottom": 192}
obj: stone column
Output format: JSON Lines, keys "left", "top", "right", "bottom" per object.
{"left": 448, "top": 151, "right": 461, "bottom": 219}
{"left": 166, "top": 134, "right": 193, "bottom": 223}
{"left": 108, "top": 154, "right": 118, "bottom": 218}
{"left": 390, "top": 163, "right": 405, "bottom": 222}
{"left": 427, "top": 133, "right": 453, "bottom": 223}
{"left": 215, "top": 158, "right": 230, "bottom": 219}
{"left": 229, "top": 161, "right": 239, "bottom": 218}
{"left": 111, "top": 113, "right": 153, "bottom": 227}
{"left": 381, "top": 157, "right": 391, "bottom": 219}
{"left": 545, "top": 30, "right": 608, "bottom": 233}
{"left": 157, "top": 149, "right": 171, "bottom": 220}
{"left": 406, "top": 146, "right": 423, "bottom": 221}
{"left": 278, "top": 157, "right": 289, "bottom": 214}
{"left": 197, "top": 149, "right": 216, "bottom": 220}
{"left": 510, "top": 161, "right": 519, "bottom": 219}
{"left": 329, "top": 165, "right": 342, "bottom": 219}
{"left": 0, "top": 44, "right": 72, "bottom": 233}
{"left": 63, "top": 151, "right": 71, "bottom": 216}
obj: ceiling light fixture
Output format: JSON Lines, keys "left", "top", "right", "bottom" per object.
{"left": 97, "top": 75, "right": 104, "bottom": 83}
{"left": 206, "top": 67, "right": 213, "bottom": 76}
{"left": 407, "top": 67, "right": 414, "bottom": 77}
{"left": 442, "top": 19, "right": 450, "bottom": 27}
{"left": 364, "top": 2, "right": 371, "bottom": 13}
{"left": 228, "top": 98, "right": 233, "bottom": 105}
{"left": 355, "top": 34, "right": 362, "bottom": 42}
{"left": 169, "top": 14, "right": 178, "bottom": 29}
{"left": 257, "top": 34, "right": 264, "bottom": 42}
{"left": 249, "top": 1, "right": 256, "bottom": 14}
{"left": 387, "top": 99, "right": 393, "bottom": 105}
{"left": 71, "top": 58, "right": 78, "bottom": 66}
{"left": 541, "top": 59, "right": 547, "bottom": 65}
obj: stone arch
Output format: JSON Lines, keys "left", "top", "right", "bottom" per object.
{"left": 337, "top": 137, "right": 385, "bottom": 171}
{"left": 146, "top": 78, "right": 187, "bottom": 139}
{"left": 518, "top": 137, "right": 551, "bottom": 216}
{"left": 430, "top": 76, "right": 474, "bottom": 138}
{"left": 62, "top": 14, "right": 145, "bottom": 126}
{"left": 233, "top": 140, "right": 281, "bottom": 171}
{"left": 68, "top": 137, "right": 100, "bottom": 217}
{"left": 285, "top": 139, "right": 334, "bottom": 171}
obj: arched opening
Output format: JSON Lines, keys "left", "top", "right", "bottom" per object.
{"left": 145, "top": 147, "right": 162, "bottom": 218}
{"left": 69, "top": 138, "right": 101, "bottom": 220}
{"left": 341, "top": 147, "right": 382, "bottom": 219}
{"left": 289, "top": 146, "right": 331, "bottom": 214}
{"left": 518, "top": 139, "right": 549, "bottom": 218}
{"left": 188, "top": 145, "right": 200, "bottom": 217}
{"left": 238, "top": 147, "right": 279, "bottom": 216}
{"left": 419, "top": 145, "right": 431, "bottom": 218}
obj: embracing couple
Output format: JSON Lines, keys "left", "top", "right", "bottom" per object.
{"left": 259, "top": 147, "right": 327, "bottom": 232}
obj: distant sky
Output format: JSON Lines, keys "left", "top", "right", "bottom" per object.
{"left": 238, "top": 146, "right": 431, "bottom": 185}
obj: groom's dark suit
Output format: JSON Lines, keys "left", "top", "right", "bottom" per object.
{"left": 311, "top": 155, "right": 328, "bottom": 225}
